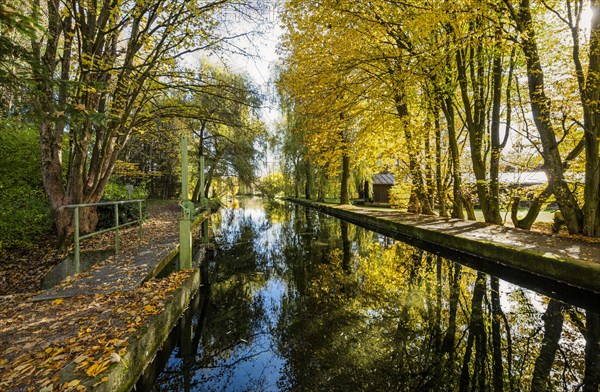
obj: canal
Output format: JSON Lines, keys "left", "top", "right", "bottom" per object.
{"left": 137, "top": 198, "right": 600, "bottom": 391}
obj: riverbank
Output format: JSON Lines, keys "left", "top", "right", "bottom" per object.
{"left": 287, "top": 198, "right": 600, "bottom": 294}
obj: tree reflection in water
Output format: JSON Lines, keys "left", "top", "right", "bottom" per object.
{"left": 140, "top": 198, "right": 600, "bottom": 391}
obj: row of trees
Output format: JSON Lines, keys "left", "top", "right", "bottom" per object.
{"left": 0, "top": 0, "right": 266, "bottom": 245}
{"left": 278, "top": 0, "right": 600, "bottom": 237}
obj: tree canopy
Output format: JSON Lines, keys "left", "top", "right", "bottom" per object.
{"left": 278, "top": 0, "right": 600, "bottom": 237}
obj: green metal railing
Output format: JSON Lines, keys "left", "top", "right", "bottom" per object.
{"left": 62, "top": 199, "right": 145, "bottom": 273}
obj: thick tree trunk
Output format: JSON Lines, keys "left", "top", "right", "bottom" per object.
{"left": 305, "top": 159, "right": 311, "bottom": 200}
{"left": 340, "top": 154, "right": 350, "bottom": 204}
{"left": 511, "top": 186, "right": 552, "bottom": 230}
{"left": 461, "top": 191, "right": 477, "bottom": 221}
{"left": 317, "top": 172, "right": 326, "bottom": 202}
{"left": 583, "top": 2, "right": 600, "bottom": 237}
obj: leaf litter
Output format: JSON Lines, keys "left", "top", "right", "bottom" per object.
{"left": 0, "top": 270, "right": 194, "bottom": 391}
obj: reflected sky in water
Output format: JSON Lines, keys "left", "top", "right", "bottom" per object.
{"left": 139, "top": 198, "right": 600, "bottom": 392}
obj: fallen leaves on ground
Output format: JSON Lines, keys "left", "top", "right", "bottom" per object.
{"left": 0, "top": 269, "right": 194, "bottom": 391}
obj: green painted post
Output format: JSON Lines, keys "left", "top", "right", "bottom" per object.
{"left": 179, "top": 136, "right": 193, "bottom": 269}
{"left": 115, "top": 203, "right": 120, "bottom": 253}
{"left": 200, "top": 155, "right": 208, "bottom": 208}
{"left": 138, "top": 200, "right": 143, "bottom": 242}
{"left": 74, "top": 207, "right": 80, "bottom": 273}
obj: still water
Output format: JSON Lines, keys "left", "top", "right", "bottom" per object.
{"left": 138, "top": 198, "right": 600, "bottom": 391}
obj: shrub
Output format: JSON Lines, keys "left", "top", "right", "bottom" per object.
{"left": 0, "top": 121, "right": 53, "bottom": 250}
{"left": 258, "top": 173, "right": 285, "bottom": 199}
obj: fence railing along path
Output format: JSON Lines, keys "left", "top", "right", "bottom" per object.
{"left": 33, "top": 201, "right": 209, "bottom": 302}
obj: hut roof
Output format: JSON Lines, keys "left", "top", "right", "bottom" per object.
{"left": 372, "top": 173, "right": 395, "bottom": 185}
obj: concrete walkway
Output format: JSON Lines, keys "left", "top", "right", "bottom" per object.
{"left": 33, "top": 232, "right": 180, "bottom": 301}
{"left": 289, "top": 199, "right": 600, "bottom": 293}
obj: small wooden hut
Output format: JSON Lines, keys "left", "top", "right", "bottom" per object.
{"left": 372, "top": 173, "right": 395, "bottom": 203}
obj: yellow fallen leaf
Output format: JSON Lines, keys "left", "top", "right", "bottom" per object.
{"left": 86, "top": 359, "right": 110, "bottom": 377}
{"left": 53, "top": 298, "right": 64, "bottom": 305}
{"left": 144, "top": 305, "right": 156, "bottom": 313}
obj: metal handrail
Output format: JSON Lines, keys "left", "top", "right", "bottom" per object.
{"left": 61, "top": 199, "right": 145, "bottom": 273}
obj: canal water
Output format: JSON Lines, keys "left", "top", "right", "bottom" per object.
{"left": 137, "top": 198, "right": 600, "bottom": 391}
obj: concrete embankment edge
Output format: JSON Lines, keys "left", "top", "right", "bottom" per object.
{"left": 59, "top": 268, "right": 200, "bottom": 391}
{"left": 288, "top": 198, "right": 600, "bottom": 294}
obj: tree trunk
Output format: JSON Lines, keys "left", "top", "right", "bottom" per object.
{"left": 395, "top": 94, "right": 434, "bottom": 214}
{"left": 340, "top": 153, "right": 350, "bottom": 204}
{"left": 583, "top": 2, "right": 600, "bottom": 237}
{"left": 456, "top": 40, "right": 501, "bottom": 224}
{"left": 434, "top": 107, "right": 447, "bottom": 217}
{"left": 490, "top": 31, "right": 513, "bottom": 226}
{"left": 511, "top": 186, "right": 552, "bottom": 230}
{"left": 317, "top": 172, "right": 326, "bottom": 202}
{"left": 440, "top": 95, "right": 464, "bottom": 219}
{"left": 513, "top": 1, "right": 583, "bottom": 234}
{"left": 305, "top": 159, "right": 311, "bottom": 200}
{"left": 461, "top": 191, "right": 477, "bottom": 221}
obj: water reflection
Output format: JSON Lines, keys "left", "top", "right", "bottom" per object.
{"left": 139, "top": 198, "right": 600, "bottom": 391}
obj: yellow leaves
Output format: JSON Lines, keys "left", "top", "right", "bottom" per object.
{"left": 1, "top": 270, "right": 192, "bottom": 390}
{"left": 93, "top": 377, "right": 108, "bottom": 388}
{"left": 85, "top": 359, "right": 111, "bottom": 377}
{"left": 144, "top": 304, "right": 157, "bottom": 313}
{"left": 74, "top": 103, "right": 89, "bottom": 115}
{"left": 65, "top": 379, "right": 81, "bottom": 388}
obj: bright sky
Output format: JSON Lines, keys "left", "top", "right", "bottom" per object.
{"left": 216, "top": 1, "right": 285, "bottom": 174}
{"left": 215, "top": 1, "right": 284, "bottom": 133}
